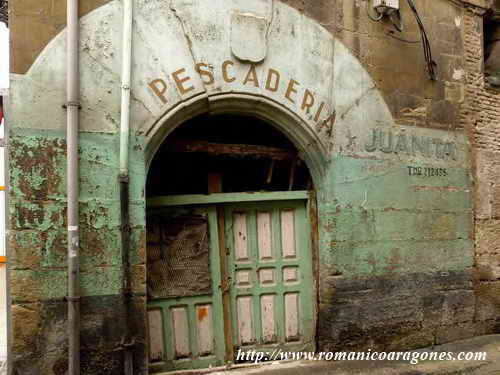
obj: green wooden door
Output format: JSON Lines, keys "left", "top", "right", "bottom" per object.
{"left": 146, "top": 194, "right": 316, "bottom": 372}
{"left": 224, "top": 200, "right": 316, "bottom": 360}
{"left": 146, "top": 206, "right": 226, "bottom": 373}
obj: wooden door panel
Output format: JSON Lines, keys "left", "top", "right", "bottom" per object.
{"left": 146, "top": 207, "right": 225, "bottom": 373}
{"left": 146, "top": 196, "right": 315, "bottom": 373}
{"left": 225, "top": 200, "right": 315, "bottom": 359}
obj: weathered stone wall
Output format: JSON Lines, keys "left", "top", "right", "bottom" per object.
{"left": 9, "top": 0, "right": 111, "bottom": 74}
{"left": 283, "top": 0, "right": 465, "bottom": 129}
{"left": 8, "top": 130, "right": 148, "bottom": 374}
{"left": 5, "top": 0, "right": 498, "bottom": 374}
{"left": 461, "top": 5, "right": 500, "bottom": 338}
{"left": 275, "top": 0, "right": 484, "bottom": 352}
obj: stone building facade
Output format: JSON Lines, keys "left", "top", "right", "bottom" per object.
{"left": 5, "top": 0, "right": 500, "bottom": 374}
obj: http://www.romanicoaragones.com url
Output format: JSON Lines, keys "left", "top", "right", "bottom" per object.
{"left": 235, "top": 348, "right": 487, "bottom": 365}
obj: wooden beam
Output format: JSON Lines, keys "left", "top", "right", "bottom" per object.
{"left": 288, "top": 158, "right": 297, "bottom": 191}
{"left": 266, "top": 160, "right": 275, "bottom": 184}
{"left": 208, "top": 173, "right": 222, "bottom": 194}
{"left": 169, "top": 139, "right": 297, "bottom": 161}
{"left": 147, "top": 191, "right": 309, "bottom": 207}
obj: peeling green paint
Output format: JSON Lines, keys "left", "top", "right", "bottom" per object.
{"left": 316, "top": 154, "right": 473, "bottom": 278}
{"left": 8, "top": 128, "right": 139, "bottom": 299}
{"left": 7, "top": 128, "right": 473, "bottom": 306}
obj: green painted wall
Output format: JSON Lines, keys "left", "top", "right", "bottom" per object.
{"left": 9, "top": 129, "right": 148, "bottom": 301}
{"left": 318, "top": 155, "right": 473, "bottom": 279}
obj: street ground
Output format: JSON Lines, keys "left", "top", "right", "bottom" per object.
{"left": 191, "top": 335, "right": 500, "bottom": 375}
{"left": 2, "top": 334, "right": 500, "bottom": 374}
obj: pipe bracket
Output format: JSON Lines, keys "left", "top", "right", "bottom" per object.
{"left": 119, "top": 174, "right": 130, "bottom": 183}
{"left": 62, "top": 101, "right": 82, "bottom": 110}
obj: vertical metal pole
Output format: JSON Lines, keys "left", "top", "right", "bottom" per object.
{"left": 2, "top": 93, "right": 11, "bottom": 375}
{"left": 120, "top": 1, "right": 134, "bottom": 373}
{"left": 120, "top": 0, "right": 132, "bottom": 177}
{"left": 66, "top": 0, "right": 80, "bottom": 373}
{"left": 120, "top": 178, "right": 133, "bottom": 374}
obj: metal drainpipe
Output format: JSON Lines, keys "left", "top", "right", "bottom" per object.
{"left": 3, "top": 94, "right": 12, "bottom": 375}
{"left": 120, "top": 0, "right": 134, "bottom": 373}
{"left": 120, "top": 0, "right": 132, "bottom": 179}
{"left": 66, "top": 0, "right": 80, "bottom": 373}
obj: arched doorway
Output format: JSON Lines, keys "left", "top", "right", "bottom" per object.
{"left": 145, "top": 113, "right": 317, "bottom": 373}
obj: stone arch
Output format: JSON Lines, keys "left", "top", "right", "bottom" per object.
{"left": 12, "top": 0, "right": 396, "bottom": 168}
{"left": 142, "top": 92, "right": 329, "bottom": 187}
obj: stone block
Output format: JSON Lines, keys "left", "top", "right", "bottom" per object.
{"left": 475, "top": 282, "right": 500, "bottom": 322}
{"left": 491, "top": 183, "right": 500, "bottom": 218}
{"left": 11, "top": 303, "right": 41, "bottom": 355}
{"left": 476, "top": 255, "right": 500, "bottom": 280}
{"left": 305, "top": 1, "right": 335, "bottom": 28}
{"left": 12, "top": 296, "right": 134, "bottom": 374}
{"left": 10, "top": 270, "right": 44, "bottom": 302}
{"left": 422, "top": 293, "right": 446, "bottom": 324}
{"left": 8, "top": 230, "right": 43, "bottom": 269}
{"left": 441, "top": 290, "right": 476, "bottom": 324}
{"left": 475, "top": 150, "right": 500, "bottom": 219}
{"left": 367, "top": 321, "right": 432, "bottom": 351}
{"left": 359, "top": 295, "right": 423, "bottom": 328}
{"left": 476, "top": 221, "right": 500, "bottom": 280}
{"left": 435, "top": 322, "right": 478, "bottom": 344}
{"left": 427, "top": 99, "right": 458, "bottom": 128}
{"left": 445, "top": 82, "right": 465, "bottom": 103}
{"left": 383, "top": 327, "right": 435, "bottom": 351}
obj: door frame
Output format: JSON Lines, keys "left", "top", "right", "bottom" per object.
{"left": 146, "top": 190, "right": 320, "bottom": 371}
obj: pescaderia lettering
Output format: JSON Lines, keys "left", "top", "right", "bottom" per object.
{"left": 147, "top": 60, "right": 336, "bottom": 131}
{"left": 365, "top": 128, "right": 457, "bottom": 160}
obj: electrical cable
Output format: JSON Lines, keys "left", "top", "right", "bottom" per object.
{"left": 389, "top": 9, "right": 404, "bottom": 32}
{"left": 386, "top": 31, "right": 419, "bottom": 43}
{"left": 365, "top": 0, "right": 437, "bottom": 80}
{"left": 405, "top": 0, "right": 438, "bottom": 80}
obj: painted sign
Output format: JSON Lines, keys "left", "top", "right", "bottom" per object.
{"left": 407, "top": 166, "right": 449, "bottom": 177}
{"left": 8, "top": 0, "right": 470, "bottom": 169}
{"left": 335, "top": 123, "right": 468, "bottom": 168}
{"left": 148, "top": 60, "right": 336, "bottom": 134}
{"left": 365, "top": 128, "right": 457, "bottom": 160}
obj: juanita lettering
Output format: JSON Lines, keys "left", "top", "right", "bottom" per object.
{"left": 147, "top": 60, "right": 336, "bottom": 130}
{"left": 365, "top": 129, "right": 457, "bottom": 160}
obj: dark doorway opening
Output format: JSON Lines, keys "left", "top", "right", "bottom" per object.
{"left": 484, "top": 6, "right": 500, "bottom": 86}
{"left": 146, "top": 114, "right": 312, "bottom": 198}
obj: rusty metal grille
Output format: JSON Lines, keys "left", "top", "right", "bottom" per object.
{"left": 147, "top": 214, "right": 212, "bottom": 299}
